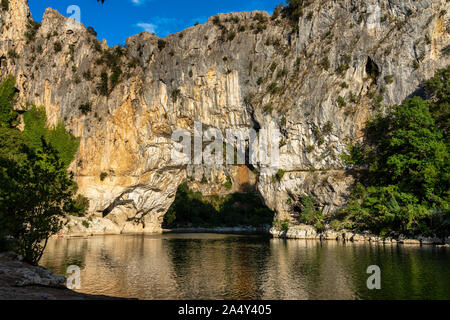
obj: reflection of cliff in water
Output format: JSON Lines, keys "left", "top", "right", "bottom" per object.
{"left": 40, "top": 234, "right": 450, "bottom": 300}
{"left": 165, "top": 234, "right": 271, "bottom": 299}
{"left": 42, "top": 235, "right": 181, "bottom": 299}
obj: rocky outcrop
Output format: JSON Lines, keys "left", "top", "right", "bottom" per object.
{"left": 59, "top": 216, "right": 121, "bottom": 237}
{"left": 270, "top": 226, "right": 450, "bottom": 245}
{"left": 0, "top": 252, "right": 66, "bottom": 288}
{"left": 0, "top": 252, "right": 122, "bottom": 299}
{"left": 0, "top": 0, "right": 448, "bottom": 233}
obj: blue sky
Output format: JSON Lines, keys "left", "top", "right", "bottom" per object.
{"left": 29, "top": 0, "right": 282, "bottom": 46}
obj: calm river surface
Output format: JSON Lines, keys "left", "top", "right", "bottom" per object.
{"left": 40, "top": 233, "right": 450, "bottom": 300}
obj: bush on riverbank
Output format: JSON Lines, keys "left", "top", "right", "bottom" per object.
{"left": 163, "top": 183, "right": 274, "bottom": 228}
{"left": 0, "top": 76, "right": 83, "bottom": 265}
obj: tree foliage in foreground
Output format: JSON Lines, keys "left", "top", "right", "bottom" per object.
{"left": 0, "top": 140, "right": 78, "bottom": 264}
{"left": 337, "top": 66, "right": 450, "bottom": 237}
{"left": 0, "top": 76, "right": 83, "bottom": 265}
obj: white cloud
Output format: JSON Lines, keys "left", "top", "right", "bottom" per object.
{"left": 135, "top": 17, "right": 179, "bottom": 37}
{"left": 136, "top": 22, "right": 156, "bottom": 34}
{"left": 131, "top": 0, "right": 149, "bottom": 6}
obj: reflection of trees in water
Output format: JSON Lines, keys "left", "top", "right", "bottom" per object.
{"left": 345, "top": 244, "right": 450, "bottom": 300}
{"left": 43, "top": 235, "right": 182, "bottom": 299}
{"left": 40, "top": 238, "right": 89, "bottom": 275}
{"left": 263, "top": 240, "right": 364, "bottom": 299}
{"left": 262, "top": 240, "right": 319, "bottom": 299}
{"left": 41, "top": 235, "right": 450, "bottom": 299}
{"left": 263, "top": 241, "right": 450, "bottom": 300}
{"left": 166, "top": 235, "right": 271, "bottom": 299}
{"left": 221, "top": 236, "right": 271, "bottom": 299}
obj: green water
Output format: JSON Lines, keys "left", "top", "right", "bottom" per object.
{"left": 40, "top": 233, "right": 450, "bottom": 300}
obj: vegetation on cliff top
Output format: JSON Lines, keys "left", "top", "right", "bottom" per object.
{"left": 0, "top": 76, "right": 84, "bottom": 265}
{"left": 23, "top": 105, "right": 80, "bottom": 168}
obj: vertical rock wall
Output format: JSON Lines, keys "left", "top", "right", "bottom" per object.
{"left": 0, "top": 0, "right": 448, "bottom": 232}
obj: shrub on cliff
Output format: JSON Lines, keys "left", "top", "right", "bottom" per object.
{"left": 297, "top": 195, "right": 322, "bottom": 226}
{"left": 171, "top": 88, "right": 181, "bottom": 103}
{"left": 1, "top": 0, "right": 9, "bottom": 11}
{"left": 98, "top": 71, "right": 109, "bottom": 96}
{"left": 281, "top": 0, "right": 310, "bottom": 26}
{"left": 70, "top": 195, "right": 90, "bottom": 217}
{"left": 274, "top": 219, "right": 290, "bottom": 231}
{"left": 95, "top": 47, "right": 126, "bottom": 95}
{"left": 79, "top": 102, "right": 92, "bottom": 115}
{"left": 224, "top": 176, "right": 233, "bottom": 190}
{"left": 0, "top": 75, "right": 18, "bottom": 128}
{"left": 53, "top": 41, "right": 62, "bottom": 53}
{"left": 87, "top": 26, "right": 97, "bottom": 37}
{"left": 158, "top": 39, "right": 166, "bottom": 51}
{"left": 424, "top": 66, "right": 450, "bottom": 135}
{"left": 25, "top": 19, "right": 41, "bottom": 43}
{"left": 273, "top": 169, "right": 285, "bottom": 182}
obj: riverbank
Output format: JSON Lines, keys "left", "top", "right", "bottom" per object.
{"left": 163, "top": 225, "right": 271, "bottom": 234}
{"left": 271, "top": 225, "right": 450, "bottom": 246}
{"left": 54, "top": 216, "right": 273, "bottom": 238}
{"left": 0, "top": 252, "right": 122, "bottom": 300}
{"left": 39, "top": 233, "right": 450, "bottom": 299}
{"left": 55, "top": 216, "right": 450, "bottom": 247}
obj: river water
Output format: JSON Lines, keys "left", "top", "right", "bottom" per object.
{"left": 40, "top": 233, "right": 450, "bottom": 300}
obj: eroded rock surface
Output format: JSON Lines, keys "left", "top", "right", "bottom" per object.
{"left": 0, "top": 0, "right": 448, "bottom": 233}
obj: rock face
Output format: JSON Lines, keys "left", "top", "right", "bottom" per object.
{"left": 0, "top": 0, "right": 449, "bottom": 233}
{"left": 0, "top": 253, "right": 66, "bottom": 289}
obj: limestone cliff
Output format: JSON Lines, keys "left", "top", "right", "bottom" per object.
{"left": 0, "top": 0, "right": 448, "bottom": 233}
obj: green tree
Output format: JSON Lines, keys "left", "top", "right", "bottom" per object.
{"left": 46, "top": 122, "right": 80, "bottom": 169}
{"left": 0, "top": 75, "right": 84, "bottom": 264}
{"left": 284, "top": 0, "right": 306, "bottom": 22}
{"left": 23, "top": 105, "right": 79, "bottom": 169}
{"left": 424, "top": 65, "right": 450, "bottom": 135}
{"left": 338, "top": 67, "right": 450, "bottom": 237}
{"left": 298, "top": 195, "right": 322, "bottom": 224}
{"left": 0, "top": 127, "right": 29, "bottom": 174}
{"left": 0, "top": 139, "right": 79, "bottom": 264}
{"left": 366, "top": 97, "right": 448, "bottom": 200}
{"left": 337, "top": 184, "right": 442, "bottom": 236}
{"left": 0, "top": 75, "right": 17, "bottom": 127}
